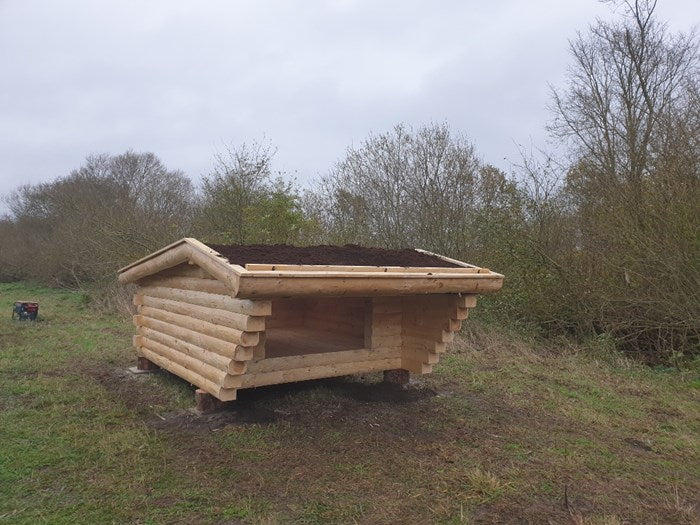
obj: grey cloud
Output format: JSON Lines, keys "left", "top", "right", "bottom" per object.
{"left": 1, "top": 0, "right": 697, "bottom": 213}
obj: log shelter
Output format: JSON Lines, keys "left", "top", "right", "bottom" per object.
{"left": 118, "top": 238, "right": 504, "bottom": 402}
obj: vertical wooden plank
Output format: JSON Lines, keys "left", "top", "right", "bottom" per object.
{"left": 367, "top": 296, "right": 404, "bottom": 351}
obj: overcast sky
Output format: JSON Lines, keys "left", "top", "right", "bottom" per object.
{"left": 1, "top": 0, "right": 698, "bottom": 211}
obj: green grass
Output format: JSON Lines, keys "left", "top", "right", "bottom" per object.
{"left": 0, "top": 282, "right": 698, "bottom": 524}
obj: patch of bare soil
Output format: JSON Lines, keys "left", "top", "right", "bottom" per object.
{"left": 88, "top": 366, "right": 174, "bottom": 415}
{"left": 151, "top": 377, "right": 438, "bottom": 433}
{"left": 206, "top": 243, "right": 460, "bottom": 267}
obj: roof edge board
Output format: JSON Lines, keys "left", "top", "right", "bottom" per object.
{"left": 116, "top": 239, "right": 503, "bottom": 292}
{"left": 117, "top": 238, "right": 241, "bottom": 291}
{"left": 117, "top": 238, "right": 190, "bottom": 274}
{"left": 414, "top": 248, "right": 477, "bottom": 269}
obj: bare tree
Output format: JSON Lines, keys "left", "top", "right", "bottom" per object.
{"left": 549, "top": 0, "right": 698, "bottom": 184}
{"left": 3, "top": 151, "right": 195, "bottom": 286}
{"left": 317, "top": 123, "right": 493, "bottom": 257}
{"left": 548, "top": 0, "right": 700, "bottom": 359}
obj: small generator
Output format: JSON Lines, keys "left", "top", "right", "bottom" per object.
{"left": 12, "top": 301, "right": 39, "bottom": 321}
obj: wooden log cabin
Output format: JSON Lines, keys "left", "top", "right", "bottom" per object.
{"left": 118, "top": 238, "right": 504, "bottom": 404}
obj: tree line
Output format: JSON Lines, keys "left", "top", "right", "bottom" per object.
{"left": 1, "top": 1, "right": 697, "bottom": 362}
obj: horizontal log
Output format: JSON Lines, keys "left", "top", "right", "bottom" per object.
{"left": 119, "top": 244, "right": 191, "bottom": 284}
{"left": 185, "top": 240, "right": 239, "bottom": 290}
{"left": 402, "top": 310, "right": 462, "bottom": 332}
{"left": 138, "top": 286, "right": 271, "bottom": 315}
{"left": 140, "top": 335, "right": 237, "bottom": 387}
{"left": 402, "top": 295, "right": 449, "bottom": 310}
{"left": 139, "top": 276, "right": 229, "bottom": 295}
{"left": 238, "top": 269, "right": 493, "bottom": 279}
{"left": 138, "top": 345, "right": 227, "bottom": 397}
{"left": 304, "top": 297, "right": 365, "bottom": 310}
{"left": 401, "top": 357, "right": 433, "bottom": 374}
{"left": 304, "top": 327, "right": 361, "bottom": 340}
{"left": 402, "top": 306, "right": 446, "bottom": 317}
{"left": 139, "top": 305, "right": 258, "bottom": 346}
{"left": 135, "top": 294, "right": 265, "bottom": 331}
{"left": 371, "top": 312, "right": 403, "bottom": 324}
{"left": 229, "top": 361, "right": 246, "bottom": 375}
{"left": 400, "top": 312, "right": 448, "bottom": 328}
{"left": 447, "top": 318, "right": 462, "bottom": 331}
{"left": 402, "top": 336, "right": 446, "bottom": 354}
{"left": 454, "top": 307, "right": 469, "bottom": 320}
{"left": 140, "top": 326, "right": 228, "bottom": 371}
{"left": 371, "top": 298, "right": 404, "bottom": 314}
{"left": 144, "top": 337, "right": 241, "bottom": 389}
{"left": 246, "top": 346, "right": 399, "bottom": 374}
{"left": 370, "top": 324, "right": 402, "bottom": 337}
{"left": 241, "top": 357, "right": 402, "bottom": 388}
{"left": 245, "top": 263, "right": 482, "bottom": 274}
{"left": 402, "top": 346, "right": 440, "bottom": 364}
{"left": 455, "top": 294, "right": 478, "bottom": 308}
{"left": 369, "top": 334, "right": 402, "bottom": 349}
{"left": 134, "top": 315, "right": 252, "bottom": 358}
{"left": 402, "top": 324, "right": 454, "bottom": 343}
{"left": 371, "top": 319, "right": 403, "bottom": 337}
{"left": 304, "top": 302, "right": 364, "bottom": 314}
{"left": 403, "top": 294, "right": 476, "bottom": 311}
{"left": 235, "top": 275, "right": 503, "bottom": 298}
{"left": 303, "top": 314, "right": 364, "bottom": 328}
{"left": 139, "top": 326, "right": 247, "bottom": 375}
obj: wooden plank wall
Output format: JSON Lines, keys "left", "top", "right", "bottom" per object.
{"left": 244, "top": 294, "right": 477, "bottom": 387}
{"left": 303, "top": 297, "right": 365, "bottom": 338}
{"left": 243, "top": 296, "right": 401, "bottom": 387}
{"left": 266, "top": 299, "right": 305, "bottom": 329}
{"left": 132, "top": 263, "right": 270, "bottom": 401}
{"left": 267, "top": 298, "right": 365, "bottom": 337}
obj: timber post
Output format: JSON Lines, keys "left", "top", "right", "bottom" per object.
{"left": 137, "top": 356, "right": 160, "bottom": 371}
{"left": 195, "top": 388, "right": 226, "bottom": 414}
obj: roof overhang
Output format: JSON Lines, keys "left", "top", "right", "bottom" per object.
{"left": 118, "top": 238, "right": 504, "bottom": 298}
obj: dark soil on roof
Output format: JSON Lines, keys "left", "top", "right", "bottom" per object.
{"left": 205, "top": 243, "right": 461, "bottom": 268}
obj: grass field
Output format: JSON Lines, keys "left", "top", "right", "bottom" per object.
{"left": 1, "top": 282, "right": 698, "bottom": 524}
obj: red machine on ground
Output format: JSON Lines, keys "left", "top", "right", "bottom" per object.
{"left": 12, "top": 301, "right": 39, "bottom": 321}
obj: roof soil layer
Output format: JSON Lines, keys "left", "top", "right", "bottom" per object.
{"left": 206, "top": 243, "right": 460, "bottom": 268}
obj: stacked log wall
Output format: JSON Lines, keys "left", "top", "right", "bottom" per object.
{"left": 399, "top": 294, "right": 477, "bottom": 373}
{"left": 130, "top": 263, "right": 479, "bottom": 398}
{"left": 132, "top": 263, "right": 270, "bottom": 401}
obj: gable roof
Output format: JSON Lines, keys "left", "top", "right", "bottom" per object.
{"left": 118, "top": 238, "right": 503, "bottom": 298}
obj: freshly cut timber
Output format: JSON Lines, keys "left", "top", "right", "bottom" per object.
{"left": 118, "top": 238, "right": 504, "bottom": 402}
